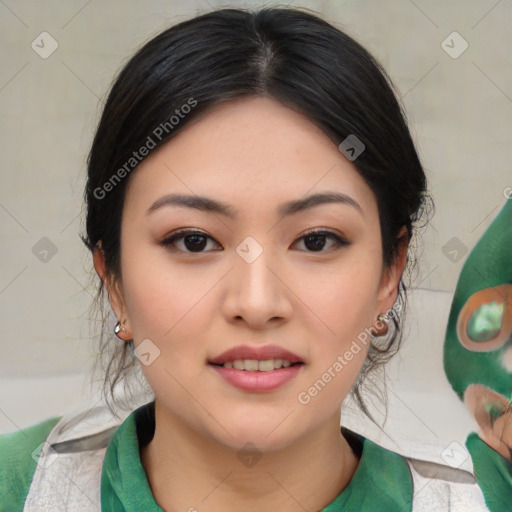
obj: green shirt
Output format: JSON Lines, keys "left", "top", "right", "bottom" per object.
{"left": 100, "top": 402, "right": 413, "bottom": 511}
{"left": 1, "top": 401, "right": 509, "bottom": 511}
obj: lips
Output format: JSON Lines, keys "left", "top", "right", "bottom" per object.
{"left": 208, "top": 345, "right": 305, "bottom": 392}
{"left": 208, "top": 345, "right": 304, "bottom": 366}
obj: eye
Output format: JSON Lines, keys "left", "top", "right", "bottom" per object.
{"left": 160, "top": 229, "right": 221, "bottom": 253}
{"left": 292, "top": 229, "right": 350, "bottom": 252}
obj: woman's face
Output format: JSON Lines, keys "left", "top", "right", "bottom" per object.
{"left": 98, "top": 96, "right": 404, "bottom": 451}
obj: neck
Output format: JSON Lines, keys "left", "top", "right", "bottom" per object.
{"left": 141, "top": 401, "right": 360, "bottom": 512}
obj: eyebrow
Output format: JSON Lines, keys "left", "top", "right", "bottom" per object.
{"left": 146, "top": 191, "right": 363, "bottom": 218}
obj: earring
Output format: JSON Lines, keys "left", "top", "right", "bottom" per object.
{"left": 114, "top": 318, "right": 129, "bottom": 341}
{"left": 373, "top": 312, "right": 390, "bottom": 337}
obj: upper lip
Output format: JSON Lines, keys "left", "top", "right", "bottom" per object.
{"left": 209, "top": 345, "right": 304, "bottom": 365}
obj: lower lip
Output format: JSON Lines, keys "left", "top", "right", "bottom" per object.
{"left": 209, "top": 364, "right": 303, "bottom": 392}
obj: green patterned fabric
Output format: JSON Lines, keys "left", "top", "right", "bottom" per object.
{"left": 443, "top": 198, "right": 512, "bottom": 511}
{"left": 444, "top": 198, "right": 512, "bottom": 400}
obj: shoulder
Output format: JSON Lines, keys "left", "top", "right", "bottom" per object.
{"left": 342, "top": 428, "right": 490, "bottom": 511}
{"left": 338, "top": 428, "right": 414, "bottom": 510}
{"left": 0, "top": 416, "right": 61, "bottom": 512}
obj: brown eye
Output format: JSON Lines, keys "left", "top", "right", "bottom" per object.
{"left": 456, "top": 285, "right": 512, "bottom": 352}
{"left": 160, "top": 229, "right": 221, "bottom": 253}
{"left": 293, "top": 229, "right": 350, "bottom": 253}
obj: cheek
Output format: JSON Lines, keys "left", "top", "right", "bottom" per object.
{"left": 119, "top": 248, "right": 219, "bottom": 406}
{"left": 294, "top": 251, "right": 380, "bottom": 398}
{"left": 119, "top": 241, "right": 216, "bottom": 348}
{"left": 298, "top": 255, "right": 382, "bottom": 341}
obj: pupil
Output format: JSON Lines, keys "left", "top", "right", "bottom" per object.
{"left": 305, "top": 234, "right": 325, "bottom": 251}
{"left": 185, "top": 235, "right": 207, "bottom": 252}
{"left": 467, "top": 301, "right": 505, "bottom": 342}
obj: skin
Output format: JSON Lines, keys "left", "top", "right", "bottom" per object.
{"left": 94, "top": 96, "right": 408, "bottom": 512}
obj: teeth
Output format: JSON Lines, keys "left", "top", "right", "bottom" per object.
{"left": 258, "top": 359, "right": 274, "bottom": 372}
{"left": 222, "top": 358, "right": 295, "bottom": 371}
{"left": 245, "top": 359, "right": 259, "bottom": 371}
{"left": 233, "top": 360, "right": 245, "bottom": 370}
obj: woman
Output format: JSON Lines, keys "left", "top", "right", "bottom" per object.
{"left": 1, "top": 6, "right": 508, "bottom": 511}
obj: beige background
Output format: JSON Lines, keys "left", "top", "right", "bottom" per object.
{"left": 1, "top": 0, "right": 511, "bottom": 466}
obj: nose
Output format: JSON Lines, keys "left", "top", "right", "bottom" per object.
{"left": 222, "top": 237, "right": 293, "bottom": 329}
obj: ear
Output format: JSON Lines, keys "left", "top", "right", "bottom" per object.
{"left": 376, "top": 226, "right": 409, "bottom": 314}
{"left": 92, "top": 241, "right": 128, "bottom": 322}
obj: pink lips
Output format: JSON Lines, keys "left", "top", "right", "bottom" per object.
{"left": 208, "top": 344, "right": 304, "bottom": 392}
{"left": 208, "top": 345, "right": 303, "bottom": 365}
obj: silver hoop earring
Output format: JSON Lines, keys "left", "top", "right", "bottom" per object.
{"left": 373, "top": 312, "right": 391, "bottom": 337}
{"left": 114, "top": 319, "right": 128, "bottom": 341}
{"left": 377, "top": 313, "right": 390, "bottom": 323}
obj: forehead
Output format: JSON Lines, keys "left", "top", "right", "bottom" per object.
{"left": 123, "top": 96, "right": 377, "bottom": 219}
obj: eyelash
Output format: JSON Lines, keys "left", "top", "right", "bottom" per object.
{"left": 160, "top": 228, "right": 350, "bottom": 254}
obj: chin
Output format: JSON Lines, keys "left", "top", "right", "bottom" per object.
{"left": 204, "top": 411, "right": 305, "bottom": 454}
